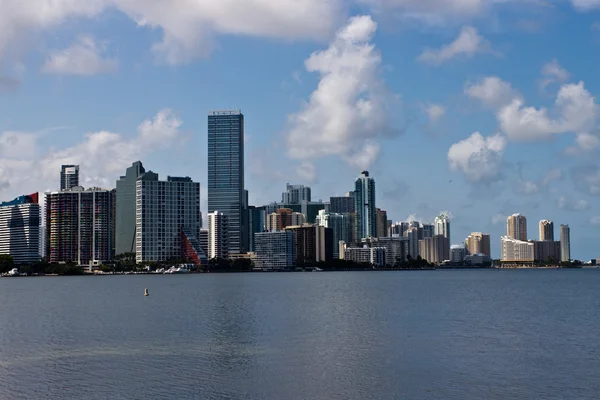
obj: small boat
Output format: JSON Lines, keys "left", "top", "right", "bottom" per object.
{"left": 144, "top": 288, "right": 149, "bottom": 297}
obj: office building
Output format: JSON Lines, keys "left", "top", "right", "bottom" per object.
{"left": 46, "top": 187, "right": 115, "bottom": 266}
{"left": 434, "top": 214, "right": 451, "bottom": 242}
{"left": 300, "top": 201, "right": 325, "bottom": 224}
{"left": 450, "top": 245, "right": 466, "bottom": 264}
{"left": 344, "top": 246, "right": 386, "bottom": 267}
{"left": 115, "top": 161, "right": 146, "bottom": 255}
{"left": 507, "top": 214, "right": 527, "bottom": 241}
{"left": 254, "top": 231, "right": 296, "bottom": 270}
{"left": 533, "top": 240, "right": 561, "bottom": 262}
{"left": 208, "top": 109, "right": 246, "bottom": 254}
{"left": 539, "top": 220, "right": 554, "bottom": 241}
{"left": 354, "top": 171, "right": 376, "bottom": 240}
{"left": 560, "top": 225, "right": 571, "bottom": 262}
{"left": 135, "top": 173, "right": 206, "bottom": 266}
{"left": 501, "top": 236, "right": 534, "bottom": 262}
{"left": 247, "top": 206, "right": 265, "bottom": 252}
{"left": 60, "top": 165, "right": 79, "bottom": 191}
{"left": 0, "top": 193, "right": 40, "bottom": 264}
{"left": 208, "top": 211, "right": 229, "bottom": 259}
{"left": 282, "top": 184, "right": 311, "bottom": 204}
{"left": 419, "top": 235, "right": 450, "bottom": 264}
{"left": 316, "top": 210, "right": 351, "bottom": 258}
{"left": 465, "top": 232, "right": 491, "bottom": 257}
{"left": 376, "top": 208, "right": 388, "bottom": 238}
{"left": 329, "top": 195, "right": 355, "bottom": 214}
{"left": 285, "top": 224, "right": 333, "bottom": 264}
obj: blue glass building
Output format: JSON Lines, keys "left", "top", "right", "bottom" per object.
{"left": 208, "top": 110, "right": 246, "bottom": 254}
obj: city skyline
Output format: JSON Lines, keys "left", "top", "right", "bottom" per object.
{"left": 2, "top": 2, "right": 600, "bottom": 259}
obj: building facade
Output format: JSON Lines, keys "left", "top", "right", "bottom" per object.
{"left": 501, "top": 236, "right": 534, "bottom": 262}
{"left": 247, "top": 206, "right": 265, "bottom": 252}
{"left": 533, "top": 240, "right": 561, "bottom": 262}
{"left": 560, "top": 224, "right": 571, "bottom": 262}
{"left": 434, "top": 214, "right": 451, "bottom": 242}
{"left": 354, "top": 171, "right": 376, "bottom": 240}
{"left": 135, "top": 174, "right": 205, "bottom": 266}
{"left": 329, "top": 195, "right": 355, "bottom": 214}
{"left": 344, "top": 246, "right": 386, "bottom": 266}
{"left": 208, "top": 211, "right": 229, "bottom": 259}
{"left": 507, "top": 214, "right": 527, "bottom": 241}
{"left": 116, "top": 161, "right": 146, "bottom": 255}
{"left": 450, "top": 245, "right": 466, "bottom": 264}
{"left": 46, "top": 187, "right": 115, "bottom": 265}
{"left": 465, "top": 232, "right": 491, "bottom": 257}
{"left": 285, "top": 224, "right": 333, "bottom": 264}
{"left": 539, "top": 220, "right": 554, "bottom": 241}
{"left": 60, "top": 165, "right": 79, "bottom": 191}
{"left": 254, "top": 231, "right": 296, "bottom": 270}
{"left": 376, "top": 208, "right": 388, "bottom": 238}
{"left": 0, "top": 193, "right": 40, "bottom": 264}
{"left": 282, "top": 184, "right": 311, "bottom": 204}
{"left": 418, "top": 235, "right": 450, "bottom": 264}
{"left": 316, "top": 210, "right": 351, "bottom": 258}
{"left": 373, "top": 236, "right": 408, "bottom": 266}
{"left": 208, "top": 109, "right": 246, "bottom": 254}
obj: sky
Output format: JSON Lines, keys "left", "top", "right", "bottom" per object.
{"left": 1, "top": 0, "right": 600, "bottom": 260}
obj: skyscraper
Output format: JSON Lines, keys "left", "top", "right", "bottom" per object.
{"left": 376, "top": 208, "right": 388, "bottom": 238}
{"left": 0, "top": 193, "right": 40, "bottom": 264}
{"left": 560, "top": 224, "right": 571, "bottom": 262}
{"left": 208, "top": 211, "right": 229, "bottom": 259}
{"left": 465, "top": 232, "right": 491, "bottom": 257}
{"left": 282, "top": 184, "right": 311, "bottom": 204}
{"left": 539, "top": 220, "right": 554, "bottom": 241}
{"left": 434, "top": 214, "right": 451, "bottom": 242}
{"left": 507, "top": 214, "right": 527, "bottom": 241}
{"left": 208, "top": 109, "right": 246, "bottom": 254}
{"left": 329, "top": 195, "right": 355, "bottom": 214}
{"left": 354, "top": 171, "right": 376, "bottom": 240}
{"left": 60, "top": 165, "right": 79, "bottom": 191}
{"left": 115, "top": 161, "right": 146, "bottom": 255}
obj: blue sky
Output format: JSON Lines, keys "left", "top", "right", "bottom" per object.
{"left": 1, "top": 0, "right": 600, "bottom": 259}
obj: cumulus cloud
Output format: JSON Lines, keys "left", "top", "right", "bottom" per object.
{"left": 425, "top": 103, "right": 446, "bottom": 123}
{"left": 565, "top": 132, "right": 600, "bottom": 155}
{"left": 357, "top": 0, "right": 487, "bottom": 24}
{"left": 418, "top": 26, "right": 495, "bottom": 65}
{"left": 571, "top": 165, "right": 600, "bottom": 195}
{"left": 0, "top": 0, "right": 341, "bottom": 66}
{"left": 286, "top": 15, "right": 395, "bottom": 170}
{"left": 557, "top": 196, "right": 590, "bottom": 211}
{"left": 42, "top": 35, "right": 117, "bottom": 76}
{"left": 447, "top": 132, "right": 506, "bottom": 183}
{"left": 498, "top": 81, "right": 598, "bottom": 141}
{"left": 572, "top": 0, "right": 600, "bottom": 11}
{"left": 0, "top": 109, "right": 182, "bottom": 198}
{"left": 296, "top": 162, "right": 317, "bottom": 183}
{"left": 540, "top": 59, "right": 570, "bottom": 90}
{"left": 465, "top": 76, "right": 519, "bottom": 108}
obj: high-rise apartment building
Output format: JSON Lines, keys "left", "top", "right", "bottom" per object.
{"left": 135, "top": 173, "right": 205, "bottom": 266}
{"left": 418, "top": 235, "right": 449, "bottom": 264}
{"left": 450, "top": 245, "right": 466, "bottom": 264}
{"left": 284, "top": 224, "right": 333, "bottom": 264}
{"left": 376, "top": 208, "right": 388, "bottom": 238}
{"left": 208, "top": 211, "right": 229, "bottom": 259}
{"left": 465, "top": 232, "right": 491, "bottom": 257}
{"left": 406, "top": 227, "right": 419, "bottom": 258}
{"left": 329, "top": 195, "right": 355, "bottom": 214}
{"left": 282, "top": 184, "right": 311, "bottom": 204}
{"left": 539, "top": 220, "right": 554, "bottom": 241}
{"left": 501, "top": 236, "right": 534, "bottom": 262}
{"left": 0, "top": 193, "right": 40, "bottom": 264}
{"left": 421, "top": 224, "right": 434, "bottom": 239}
{"left": 316, "top": 210, "right": 352, "bottom": 259}
{"left": 254, "top": 231, "right": 296, "bottom": 270}
{"left": 560, "top": 224, "right": 571, "bottom": 262}
{"left": 247, "top": 206, "right": 265, "bottom": 252}
{"left": 208, "top": 109, "right": 246, "bottom": 254}
{"left": 46, "top": 187, "right": 115, "bottom": 265}
{"left": 344, "top": 246, "right": 386, "bottom": 266}
{"left": 116, "top": 161, "right": 146, "bottom": 255}
{"left": 533, "top": 240, "right": 561, "bottom": 262}
{"left": 60, "top": 165, "right": 79, "bottom": 191}
{"left": 507, "top": 214, "right": 527, "bottom": 241}
{"left": 434, "top": 214, "right": 451, "bottom": 242}
{"left": 354, "top": 171, "right": 376, "bottom": 240}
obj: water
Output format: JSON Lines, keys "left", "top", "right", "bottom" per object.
{"left": 0, "top": 270, "right": 599, "bottom": 400}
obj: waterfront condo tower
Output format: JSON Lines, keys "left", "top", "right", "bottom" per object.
{"left": 0, "top": 193, "right": 41, "bottom": 264}
{"left": 354, "top": 171, "right": 376, "bottom": 240}
{"left": 208, "top": 109, "right": 246, "bottom": 254}
{"left": 60, "top": 165, "right": 79, "bottom": 191}
{"left": 560, "top": 224, "right": 571, "bottom": 262}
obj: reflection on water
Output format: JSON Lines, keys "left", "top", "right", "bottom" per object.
{"left": 1, "top": 271, "right": 599, "bottom": 400}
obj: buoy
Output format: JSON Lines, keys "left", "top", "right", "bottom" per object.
{"left": 144, "top": 288, "right": 149, "bottom": 296}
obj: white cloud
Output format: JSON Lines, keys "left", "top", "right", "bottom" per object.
{"left": 565, "top": 132, "right": 600, "bottom": 155}
{"left": 540, "top": 59, "right": 570, "bottom": 90}
{"left": 571, "top": 165, "right": 600, "bottom": 195}
{"left": 514, "top": 180, "right": 539, "bottom": 195}
{"left": 0, "top": 109, "right": 182, "bottom": 197}
{"left": 498, "top": 81, "right": 598, "bottom": 141}
{"left": 42, "top": 35, "right": 117, "bottom": 76}
{"left": 296, "top": 162, "right": 317, "bottom": 183}
{"left": 465, "top": 76, "right": 519, "bottom": 108}
{"left": 491, "top": 213, "right": 506, "bottom": 225}
{"left": 0, "top": 0, "right": 342, "bottom": 66}
{"left": 425, "top": 104, "right": 446, "bottom": 123}
{"left": 285, "top": 15, "right": 395, "bottom": 170}
{"left": 418, "top": 26, "right": 495, "bottom": 65}
{"left": 447, "top": 132, "right": 506, "bottom": 183}
{"left": 590, "top": 216, "right": 600, "bottom": 226}
{"left": 572, "top": 0, "right": 600, "bottom": 11}
{"left": 558, "top": 196, "right": 590, "bottom": 211}
{"left": 357, "top": 0, "right": 486, "bottom": 24}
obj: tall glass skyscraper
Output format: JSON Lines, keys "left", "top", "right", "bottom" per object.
{"left": 208, "top": 109, "right": 246, "bottom": 254}
{"left": 354, "top": 171, "right": 376, "bottom": 240}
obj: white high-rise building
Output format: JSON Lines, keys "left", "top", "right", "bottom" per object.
{"left": 434, "top": 214, "right": 450, "bottom": 242}
{"left": 135, "top": 173, "right": 205, "bottom": 265}
{"left": 316, "top": 210, "right": 351, "bottom": 258}
{"left": 0, "top": 193, "right": 41, "bottom": 264}
{"left": 560, "top": 225, "right": 571, "bottom": 262}
{"left": 208, "top": 211, "right": 229, "bottom": 259}
{"left": 501, "top": 236, "right": 534, "bottom": 262}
